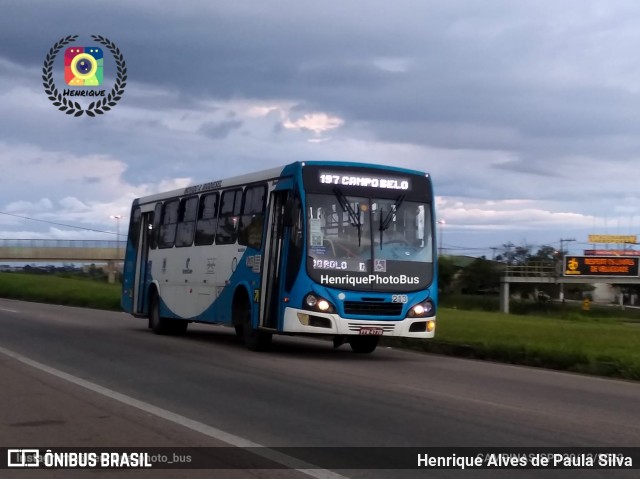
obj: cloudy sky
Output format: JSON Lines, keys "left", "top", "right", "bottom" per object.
{"left": 1, "top": 0, "right": 640, "bottom": 257}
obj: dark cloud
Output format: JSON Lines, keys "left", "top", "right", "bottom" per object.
{"left": 4, "top": 0, "right": 640, "bottom": 157}
{"left": 3, "top": 1, "right": 640, "bottom": 166}
{"left": 198, "top": 119, "right": 243, "bottom": 139}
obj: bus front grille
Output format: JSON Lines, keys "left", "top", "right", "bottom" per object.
{"left": 343, "top": 301, "right": 403, "bottom": 316}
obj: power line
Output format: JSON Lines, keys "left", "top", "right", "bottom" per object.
{"left": 0, "top": 211, "right": 117, "bottom": 236}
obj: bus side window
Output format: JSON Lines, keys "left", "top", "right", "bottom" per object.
{"left": 195, "top": 193, "right": 218, "bottom": 246}
{"left": 238, "top": 184, "right": 266, "bottom": 249}
{"left": 216, "top": 189, "right": 242, "bottom": 245}
{"left": 158, "top": 200, "right": 179, "bottom": 249}
{"left": 175, "top": 196, "right": 198, "bottom": 248}
{"left": 150, "top": 203, "right": 163, "bottom": 250}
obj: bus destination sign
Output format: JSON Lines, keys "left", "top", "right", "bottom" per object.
{"left": 319, "top": 172, "right": 410, "bottom": 190}
{"left": 564, "top": 256, "right": 640, "bottom": 277}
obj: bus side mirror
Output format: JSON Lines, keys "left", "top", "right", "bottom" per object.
{"left": 282, "top": 198, "right": 295, "bottom": 227}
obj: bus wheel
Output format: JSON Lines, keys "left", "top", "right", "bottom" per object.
{"left": 149, "top": 292, "right": 170, "bottom": 335}
{"left": 244, "top": 314, "right": 272, "bottom": 351}
{"left": 234, "top": 325, "right": 244, "bottom": 338}
{"left": 235, "top": 295, "right": 271, "bottom": 351}
{"left": 348, "top": 336, "right": 379, "bottom": 354}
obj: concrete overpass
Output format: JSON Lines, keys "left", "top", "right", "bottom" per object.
{"left": 0, "top": 239, "right": 127, "bottom": 283}
{"left": 500, "top": 263, "right": 640, "bottom": 313}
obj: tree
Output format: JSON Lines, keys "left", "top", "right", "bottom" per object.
{"left": 496, "top": 242, "right": 530, "bottom": 265}
{"left": 459, "top": 257, "right": 502, "bottom": 294}
{"left": 437, "top": 256, "right": 458, "bottom": 294}
{"left": 529, "top": 245, "right": 558, "bottom": 265}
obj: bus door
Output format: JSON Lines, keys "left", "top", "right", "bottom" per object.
{"left": 261, "top": 190, "right": 290, "bottom": 329}
{"left": 133, "top": 211, "right": 153, "bottom": 314}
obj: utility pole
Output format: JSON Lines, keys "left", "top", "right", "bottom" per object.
{"left": 111, "top": 215, "right": 124, "bottom": 283}
{"left": 559, "top": 237, "right": 576, "bottom": 302}
{"left": 437, "top": 220, "right": 446, "bottom": 256}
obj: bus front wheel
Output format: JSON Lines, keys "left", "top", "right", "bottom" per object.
{"left": 348, "top": 336, "right": 379, "bottom": 354}
{"left": 234, "top": 292, "right": 271, "bottom": 351}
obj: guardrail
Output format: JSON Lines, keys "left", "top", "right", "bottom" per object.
{"left": 503, "top": 263, "right": 558, "bottom": 277}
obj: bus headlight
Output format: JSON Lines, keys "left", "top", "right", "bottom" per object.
{"left": 303, "top": 293, "right": 335, "bottom": 314}
{"left": 408, "top": 299, "right": 434, "bottom": 318}
{"left": 317, "top": 299, "right": 331, "bottom": 311}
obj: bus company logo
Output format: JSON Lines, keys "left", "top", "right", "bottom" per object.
{"left": 206, "top": 258, "right": 216, "bottom": 274}
{"left": 183, "top": 258, "right": 193, "bottom": 275}
{"left": 42, "top": 35, "right": 126, "bottom": 117}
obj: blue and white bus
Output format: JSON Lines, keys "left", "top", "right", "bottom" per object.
{"left": 121, "top": 161, "right": 437, "bottom": 353}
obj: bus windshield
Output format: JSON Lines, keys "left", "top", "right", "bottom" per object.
{"left": 306, "top": 193, "right": 433, "bottom": 291}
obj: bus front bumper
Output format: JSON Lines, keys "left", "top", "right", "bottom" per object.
{"left": 281, "top": 307, "right": 435, "bottom": 339}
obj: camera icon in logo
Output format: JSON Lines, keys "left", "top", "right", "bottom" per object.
{"left": 64, "top": 46, "right": 103, "bottom": 86}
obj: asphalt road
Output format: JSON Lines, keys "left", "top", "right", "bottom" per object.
{"left": 0, "top": 298, "right": 638, "bottom": 479}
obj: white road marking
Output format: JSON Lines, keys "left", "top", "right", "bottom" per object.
{"left": 0, "top": 307, "right": 19, "bottom": 313}
{"left": 0, "top": 345, "right": 349, "bottom": 479}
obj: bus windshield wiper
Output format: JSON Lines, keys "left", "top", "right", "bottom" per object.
{"left": 379, "top": 194, "right": 405, "bottom": 249}
{"left": 332, "top": 187, "right": 362, "bottom": 246}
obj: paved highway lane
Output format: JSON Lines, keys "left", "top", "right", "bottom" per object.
{"left": 0, "top": 298, "right": 639, "bottom": 479}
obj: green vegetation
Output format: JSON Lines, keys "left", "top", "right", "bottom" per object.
{"left": 441, "top": 293, "right": 640, "bottom": 321}
{"left": 0, "top": 272, "right": 121, "bottom": 310}
{"left": 385, "top": 308, "right": 640, "bottom": 380}
{"left": 1, "top": 272, "right": 639, "bottom": 380}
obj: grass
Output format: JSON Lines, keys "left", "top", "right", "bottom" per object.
{"left": 384, "top": 308, "right": 640, "bottom": 380}
{"left": 0, "top": 272, "right": 121, "bottom": 310}
{"left": 0, "top": 273, "right": 639, "bottom": 380}
{"left": 441, "top": 293, "right": 640, "bottom": 321}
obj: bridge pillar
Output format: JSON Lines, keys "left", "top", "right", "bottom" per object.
{"left": 107, "top": 260, "right": 116, "bottom": 284}
{"left": 500, "top": 281, "right": 510, "bottom": 314}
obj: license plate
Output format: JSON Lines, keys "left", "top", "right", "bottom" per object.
{"left": 359, "top": 327, "right": 383, "bottom": 336}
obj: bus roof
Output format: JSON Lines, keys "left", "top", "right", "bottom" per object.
{"left": 132, "top": 160, "right": 429, "bottom": 205}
